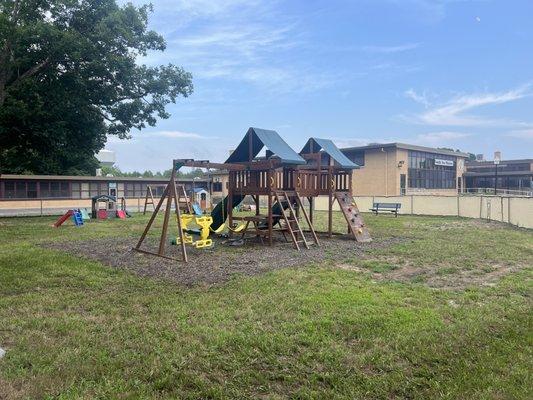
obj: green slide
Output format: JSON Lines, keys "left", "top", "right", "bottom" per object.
{"left": 210, "top": 194, "right": 246, "bottom": 231}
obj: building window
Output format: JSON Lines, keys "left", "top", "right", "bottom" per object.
{"left": 155, "top": 186, "right": 165, "bottom": 196}
{"left": 125, "top": 183, "right": 135, "bottom": 198}
{"left": 27, "top": 182, "right": 37, "bottom": 198}
{"left": 2, "top": 181, "right": 39, "bottom": 198}
{"left": 16, "top": 182, "right": 27, "bottom": 198}
{"left": 345, "top": 150, "right": 365, "bottom": 167}
{"left": 213, "top": 182, "right": 223, "bottom": 192}
{"left": 88, "top": 182, "right": 98, "bottom": 197}
{"left": 81, "top": 183, "right": 90, "bottom": 198}
{"left": 71, "top": 182, "right": 81, "bottom": 199}
{"left": 467, "top": 163, "right": 530, "bottom": 173}
{"left": 4, "top": 182, "right": 15, "bottom": 198}
{"left": 39, "top": 181, "right": 69, "bottom": 198}
{"left": 408, "top": 151, "right": 456, "bottom": 189}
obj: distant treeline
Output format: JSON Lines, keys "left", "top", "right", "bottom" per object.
{"left": 100, "top": 166, "right": 206, "bottom": 179}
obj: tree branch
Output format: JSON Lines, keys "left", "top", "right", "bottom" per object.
{"left": 15, "top": 58, "right": 50, "bottom": 83}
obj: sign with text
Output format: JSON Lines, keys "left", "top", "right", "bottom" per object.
{"left": 434, "top": 159, "right": 455, "bottom": 167}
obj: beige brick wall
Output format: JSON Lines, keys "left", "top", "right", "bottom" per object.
{"left": 352, "top": 148, "right": 401, "bottom": 196}
{"left": 211, "top": 173, "right": 229, "bottom": 201}
{"left": 352, "top": 148, "right": 467, "bottom": 196}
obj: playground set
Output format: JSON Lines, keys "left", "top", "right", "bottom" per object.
{"left": 53, "top": 195, "right": 130, "bottom": 227}
{"left": 91, "top": 194, "right": 129, "bottom": 219}
{"left": 134, "top": 127, "right": 371, "bottom": 263}
{"left": 53, "top": 209, "right": 85, "bottom": 228}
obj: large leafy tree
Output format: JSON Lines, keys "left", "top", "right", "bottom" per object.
{"left": 0, "top": 0, "right": 193, "bottom": 174}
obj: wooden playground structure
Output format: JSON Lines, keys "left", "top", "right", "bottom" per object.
{"left": 134, "top": 127, "right": 371, "bottom": 263}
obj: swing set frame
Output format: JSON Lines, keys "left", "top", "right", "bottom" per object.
{"left": 133, "top": 159, "right": 245, "bottom": 262}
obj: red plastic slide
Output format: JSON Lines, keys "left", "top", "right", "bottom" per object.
{"left": 53, "top": 210, "right": 74, "bottom": 227}
{"left": 116, "top": 210, "right": 126, "bottom": 219}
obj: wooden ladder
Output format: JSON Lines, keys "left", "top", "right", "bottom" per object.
{"left": 334, "top": 192, "right": 372, "bottom": 243}
{"left": 274, "top": 191, "right": 319, "bottom": 250}
{"left": 142, "top": 186, "right": 156, "bottom": 215}
{"left": 176, "top": 184, "right": 192, "bottom": 214}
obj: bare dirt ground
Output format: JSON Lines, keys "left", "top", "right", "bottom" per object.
{"left": 45, "top": 234, "right": 404, "bottom": 287}
{"left": 336, "top": 257, "right": 528, "bottom": 290}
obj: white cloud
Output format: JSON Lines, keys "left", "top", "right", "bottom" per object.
{"left": 169, "top": 0, "right": 264, "bottom": 18}
{"left": 405, "top": 88, "right": 430, "bottom": 108}
{"left": 506, "top": 129, "right": 533, "bottom": 140}
{"left": 404, "top": 84, "right": 533, "bottom": 127}
{"left": 330, "top": 137, "right": 403, "bottom": 149}
{"left": 362, "top": 43, "right": 420, "bottom": 54}
{"left": 108, "top": 130, "right": 210, "bottom": 142}
{"left": 384, "top": 0, "right": 474, "bottom": 23}
{"left": 416, "top": 131, "right": 471, "bottom": 145}
{"left": 134, "top": 0, "right": 338, "bottom": 95}
{"left": 146, "top": 130, "right": 206, "bottom": 139}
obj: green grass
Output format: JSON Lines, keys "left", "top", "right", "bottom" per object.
{"left": 0, "top": 212, "right": 532, "bottom": 399}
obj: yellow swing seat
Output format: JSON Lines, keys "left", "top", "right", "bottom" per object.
{"left": 210, "top": 224, "right": 226, "bottom": 234}
{"left": 227, "top": 222, "right": 246, "bottom": 233}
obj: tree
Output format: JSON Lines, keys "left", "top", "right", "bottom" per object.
{"left": 0, "top": 0, "right": 193, "bottom": 175}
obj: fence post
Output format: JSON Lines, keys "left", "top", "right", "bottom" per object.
{"left": 137, "top": 197, "right": 140, "bottom": 212}
{"left": 508, "top": 197, "right": 511, "bottom": 224}
{"left": 457, "top": 195, "right": 460, "bottom": 217}
{"left": 479, "top": 196, "right": 483, "bottom": 219}
{"left": 40, "top": 199, "right": 43, "bottom": 216}
{"left": 410, "top": 195, "right": 414, "bottom": 215}
{"left": 501, "top": 196, "right": 504, "bottom": 222}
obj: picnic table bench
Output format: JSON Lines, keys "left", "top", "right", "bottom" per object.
{"left": 370, "top": 202, "right": 401, "bottom": 217}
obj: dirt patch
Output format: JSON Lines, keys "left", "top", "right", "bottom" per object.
{"left": 44, "top": 235, "right": 404, "bottom": 287}
{"left": 337, "top": 255, "right": 530, "bottom": 290}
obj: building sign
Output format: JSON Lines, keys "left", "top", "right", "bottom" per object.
{"left": 434, "top": 159, "right": 454, "bottom": 167}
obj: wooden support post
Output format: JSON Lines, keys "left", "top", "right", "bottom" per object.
{"left": 255, "top": 195, "right": 260, "bottom": 215}
{"left": 158, "top": 181, "right": 173, "bottom": 256}
{"left": 135, "top": 185, "right": 169, "bottom": 249}
{"left": 308, "top": 196, "right": 314, "bottom": 224}
{"left": 171, "top": 177, "right": 188, "bottom": 262}
{"left": 268, "top": 192, "right": 273, "bottom": 246}
{"left": 228, "top": 173, "right": 234, "bottom": 238}
{"left": 328, "top": 175, "right": 333, "bottom": 238}
{"left": 267, "top": 170, "right": 273, "bottom": 246}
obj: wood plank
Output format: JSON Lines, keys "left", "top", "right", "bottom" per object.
{"left": 135, "top": 184, "right": 169, "bottom": 249}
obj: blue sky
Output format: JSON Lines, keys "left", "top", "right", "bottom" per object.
{"left": 109, "top": 0, "right": 533, "bottom": 172}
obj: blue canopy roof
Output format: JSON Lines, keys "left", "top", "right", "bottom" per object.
{"left": 225, "top": 127, "right": 306, "bottom": 165}
{"left": 300, "top": 138, "right": 359, "bottom": 169}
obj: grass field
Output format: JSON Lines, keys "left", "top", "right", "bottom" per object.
{"left": 0, "top": 212, "right": 532, "bottom": 399}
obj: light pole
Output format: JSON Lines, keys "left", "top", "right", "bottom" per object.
{"left": 493, "top": 151, "right": 501, "bottom": 195}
